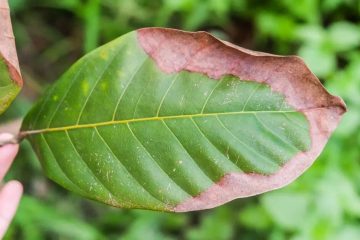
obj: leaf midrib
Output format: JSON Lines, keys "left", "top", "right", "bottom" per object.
{"left": 22, "top": 110, "right": 296, "bottom": 136}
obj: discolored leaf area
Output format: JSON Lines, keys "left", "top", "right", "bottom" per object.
{"left": 21, "top": 28, "right": 346, "bottom": 212}
{"left": 0, "top": 0, "right": 22, "bottom": 115}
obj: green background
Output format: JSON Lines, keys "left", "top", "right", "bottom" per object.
{"left": 1, "top": 0, "right": 359, "bottom": 239}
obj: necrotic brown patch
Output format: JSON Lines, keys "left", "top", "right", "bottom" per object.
{"left": 137, "top": 27, "right": 346, "bottom": 211}
{"left": 0, "top": 0, "right": 22, "bottom": 86}
{"left": 137, "top": 28, "right": 345, "bottom": 112}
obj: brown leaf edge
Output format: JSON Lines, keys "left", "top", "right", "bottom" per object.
{"left": 0, "top": 0, "right": 23, "bottom": 87}
{"left": 137, "top": 27, "right": 347, "bottom": 212}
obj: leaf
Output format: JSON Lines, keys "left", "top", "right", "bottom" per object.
{"left": 328, "top": 21, "right": 360, "bottom": 52}
{"left": 261, "top": 192, "right": 311, "bottom": 230}
{"left": 21, "top": 28, "right": 346, "bottom": 212}
{"left": 0, "top": 0, "right": 22, "bottom": 115}
{"left": 13, "top": 196, "right": 103, "bottom": 240}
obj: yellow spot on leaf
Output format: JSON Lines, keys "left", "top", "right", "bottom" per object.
{"left": 81, "top": 80, "right": 90, "bottom": 95}
{"left": 100, "top": 50, "right": 109, "bottom": 60}
{"left": 117, "top": 70, "right": 123, "bottom": 77}
{"left": 100, "top": 82, "right": 108, "bottom": 91}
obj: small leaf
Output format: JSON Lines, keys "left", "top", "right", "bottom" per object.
{"left": 261, "top": 192, "right": 310, "bottom": 230}
{"left": 298, "top": 44, "right": 336, "bottom": 78}
{"left": 21, "top": 28, "right": 346, "bottom": 212}
{"left": 0, "top": 0, "right": 22, "bottom": 115}
{"left": 328, "top": 21, "right": 360, "bottom": 52}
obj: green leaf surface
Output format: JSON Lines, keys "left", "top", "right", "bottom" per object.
{"left": 261, "top": 192, "right": 311, "bottom": 230}
{"left": 0, "top": 57, "right": 20, "bottom": 114}
{"left": 22, "top": 28, "right": 345, "bottom": 212}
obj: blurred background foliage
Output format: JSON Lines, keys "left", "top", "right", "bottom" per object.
{"left": 0, "top": 0, "right": 359, "bottom": 239}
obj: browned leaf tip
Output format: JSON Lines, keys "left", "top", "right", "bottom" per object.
{"left": 137, "top": 27, "right": 346, "bottom": 114}
{"left": 137, "top": 27, "right": 346, "bottom": 211}
{"left": 0, "top": 0, "right": 22, "bottom": 86}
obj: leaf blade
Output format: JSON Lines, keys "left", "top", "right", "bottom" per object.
{"left": 0, "top": 0, "right": 22, "bottom": 115}
{"left": 22, "top": 28, "right": 345, "bottom": 212}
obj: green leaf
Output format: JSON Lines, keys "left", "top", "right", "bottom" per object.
{"left": 298, "top": 44, "right": 336, "bottom": 78}
{"left": 21, "top": 28, "right": 346, "bottom": 212}
{"left": 0, "top": 0, "right": 22, "bottom": 115}
{"left": 334, "top": 225, "right": 360, "bottom": 240}
{"left": 10, "top": 196, "right": 103, "bottom": 240}
{"left": 238, "top": 203, "right": 271, "bottom": 230}
{"left": 0, "top": 57, "right": 20, "bottom": 114}
{"left": 261, "top": 192, "right": 311, "bottom": 230}
{"left": 328, "top": 22, "right": 360, "bottom": 52}
{"left": 186, "top": 207, "right": 234, "bottom": 240}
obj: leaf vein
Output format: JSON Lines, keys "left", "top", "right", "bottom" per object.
{"left": 76, "top": 47, "right": 123, "bottom": 125}
{"left": 156, "top": 74, "right": 180, "bottom": 117}
{"left": 95, "top": 127, "right": 169, "bottom": 205}
{"left": 216, "top": 116, "right": 280, "bottom": 170}
{"left": 254, "top": 113, "right": 300, "bottom": 152}
{"left": 41, "top": 134, "right": 87, "bottom": 195}
{"left": 190, "top": 118, "right": 243, "bottom": 172}
{"left": 200, "top": 78, "right": 223, "bottom": 113}
{"left": 111, "top": 57, "right": 148, "bottom": 120}
{"left": 126, "top": 123, "right": 192, "bottom": 198}
{"left": 46, "top": 61, "right": 88, "bottom": 128}
{"left": 162, "top": 120, "right": 214, "bottom": 184}
{"left": 282, "top": 112, "right": 308, "bottom": 130}
{"left": 241, "top": 84, "right": 261, "bottom": 111}
{"left": 65, "top": 130, "right": 119, "bottom": 204}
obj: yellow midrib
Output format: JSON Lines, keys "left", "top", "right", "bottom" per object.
{"left": 22, "top": 110, "right": 296, "bottom": 136}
